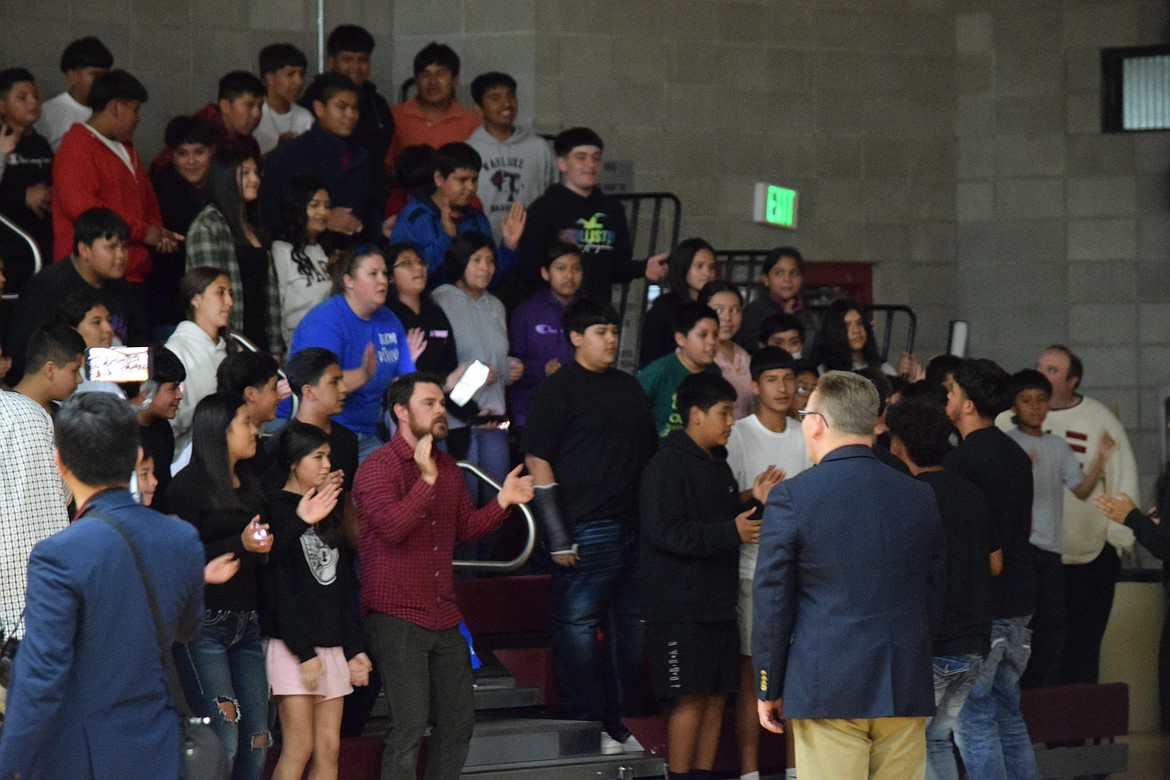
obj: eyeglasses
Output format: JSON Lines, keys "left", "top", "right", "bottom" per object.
{"left": 394, "top": 256, "right": 425, "bottom": 269}
{"left": 797, "top": 409, "right": 828, "bottom": 427}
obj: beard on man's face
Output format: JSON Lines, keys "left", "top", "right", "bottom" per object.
{"left": 410, "top": 414, "right": 449, "bottom": 442}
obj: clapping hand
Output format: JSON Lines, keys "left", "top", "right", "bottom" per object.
{"left": 1094, "top": 492, "right": 1138, "bottom": 524}
{"left": 297, "top": 482, "right": 342, "bottom": 524}
{"left": 203, "top": 553, "right": 241, "bottom": 584}
{"left": 497, "top": 464, "right": 535, "bottom": 509}
{"left": 501, "top": 202, "right": 526, "bottom": 249}
{"left": 751, "top": 466, "right": 785, "bottom": 504}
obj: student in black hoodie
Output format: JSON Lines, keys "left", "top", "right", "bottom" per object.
{"left": 505, "top": 127, "right": 667, "bottom": 307}
{"left": 263, "top": 420, "right": 370, "bottom": 780}
{"left": 640, "top": 371, "right": 762, "bottom": 780}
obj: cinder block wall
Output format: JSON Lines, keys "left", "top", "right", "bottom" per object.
{"left": 953, "top": 0, "right": 1170, "bottom": 495}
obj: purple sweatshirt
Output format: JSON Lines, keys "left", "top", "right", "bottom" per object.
{"left": 508, "top": 288, "right": 576, "bottom": 427}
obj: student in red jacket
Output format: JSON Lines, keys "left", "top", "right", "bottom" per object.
{"left": 51, "top": 69, "right": 180, "bottom": 285}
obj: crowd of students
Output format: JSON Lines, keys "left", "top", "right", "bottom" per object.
{"left": 0, "top": 24, "right": 1160, "bottom": 780}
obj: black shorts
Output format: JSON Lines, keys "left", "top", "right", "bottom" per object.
{"left": 645, "top": 620, "right": 739, "bottom": 704}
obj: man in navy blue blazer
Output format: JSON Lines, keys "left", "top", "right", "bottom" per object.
{"left": 753, "top": 370, "right": 946, "bottom": 779}
{"left": 0, "top": 392, "right": 205, "bottom": 780}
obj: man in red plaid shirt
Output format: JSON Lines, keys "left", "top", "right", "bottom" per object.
{"left": 354, "top": 371, "right": 534, "bottom": 780}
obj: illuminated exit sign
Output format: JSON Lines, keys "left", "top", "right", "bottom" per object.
{"left": 753, "top": 183, "right": 799, "bottom": 229}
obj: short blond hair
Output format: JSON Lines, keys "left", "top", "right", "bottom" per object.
{"left": 814, "top": 371, "right": 879, "bottom": 436}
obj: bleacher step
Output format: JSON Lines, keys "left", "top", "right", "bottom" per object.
{"left": 463, "top": 716, "right": 664, "bottom": 778}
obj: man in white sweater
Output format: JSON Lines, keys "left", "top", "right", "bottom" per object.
{"left": 1027, "top": 345, "right": 1136, "bottom": 684}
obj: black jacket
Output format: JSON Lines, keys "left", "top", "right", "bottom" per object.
{"left": 639, "top": 429, "right": 744, "bottom": 623}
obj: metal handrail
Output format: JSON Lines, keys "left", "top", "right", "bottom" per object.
{"left": 0, "top": 211, "right": 43, "bottom": 300}
{"left": 452, "top": 460, "right": 536, "bottom": 572}
{"left": 614, "top": 192, "right": 682, "bottom": 371}
{"left": 868, "top": 304, "right": 917, "bottom": 364}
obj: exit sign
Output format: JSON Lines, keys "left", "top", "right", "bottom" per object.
{"left": 753, "top": 183, "right": 799, "bottom": 229}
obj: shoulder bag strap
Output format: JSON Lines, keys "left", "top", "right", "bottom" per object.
{"left": 89, "top": 511, "right": 196, "bottom": 720}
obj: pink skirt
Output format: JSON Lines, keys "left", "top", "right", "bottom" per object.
{"left": 265, "top": 639, "right": 354, "bottom": 700}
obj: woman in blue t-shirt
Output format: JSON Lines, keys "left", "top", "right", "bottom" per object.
{"left": 289, "top": 244, "right": 420, "bottom": 460}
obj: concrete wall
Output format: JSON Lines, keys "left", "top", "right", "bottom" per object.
{"left": 4, "top": 0, "right": 1168, "bottom": 489}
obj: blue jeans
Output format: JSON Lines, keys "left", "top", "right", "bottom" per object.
{"left": 954, "top": 618, "right": 1040, "bottom": 780}
{"left": 550, "top": 520, "right": 643, "bottom": 739}
{"left": 176, "top": 609, "right": 270, "bottom": 780}
{"left": 926, "top": 653, "right": 982, "bottom": 780}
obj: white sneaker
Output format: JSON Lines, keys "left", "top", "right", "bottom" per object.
{"left": 600, "top": 733, "right": 644, "bottom": 755}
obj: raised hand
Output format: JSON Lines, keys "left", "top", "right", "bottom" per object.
{"left": 407, "top": 327, "right": 427, "bottom": 362}
{"left": 414, "top": 433, "right": 438, "bottom": 485}
{"left": 497, "top": 464, "right": 535, "bottom": 509}
{"left": 501, "top": 202, "right": 527, "bottom": 249}
{"left": 358, "top": 342, "right": 378, "bottom": 383}
{"left": 751, "top": 465, "right": 785, "bottom": 504}
{"left": 297, "top": 482, "right": 342, "bottom": 524}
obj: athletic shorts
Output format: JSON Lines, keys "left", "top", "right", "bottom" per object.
{"left": 645, "top": 620, "right": 738, "bottom": 705}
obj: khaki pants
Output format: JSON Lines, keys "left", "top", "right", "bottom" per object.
{"left": 792, "top": 716, "right": 926, "bottom": 780}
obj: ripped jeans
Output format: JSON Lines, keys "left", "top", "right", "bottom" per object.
{"left": 953, "top": 617, "right": 1040, "bottom": 780}
{"left": 175, "top": 609, "right": 270, "bottom": 780}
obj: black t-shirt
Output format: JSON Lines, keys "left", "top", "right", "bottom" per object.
{"left": 918, "top": 469, "right": 995, "bottom": 656}
{"left": 325, "top": 421, "right": 359, "bottom": 492}
{"left": 943, "top": 426, "right": 1033, "bottom": 619}
{"left": 522, "top": 360, "right": 658, "bottom": 527}
{"left": 139, "top": 416, "right": 176, "bottom": 504}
